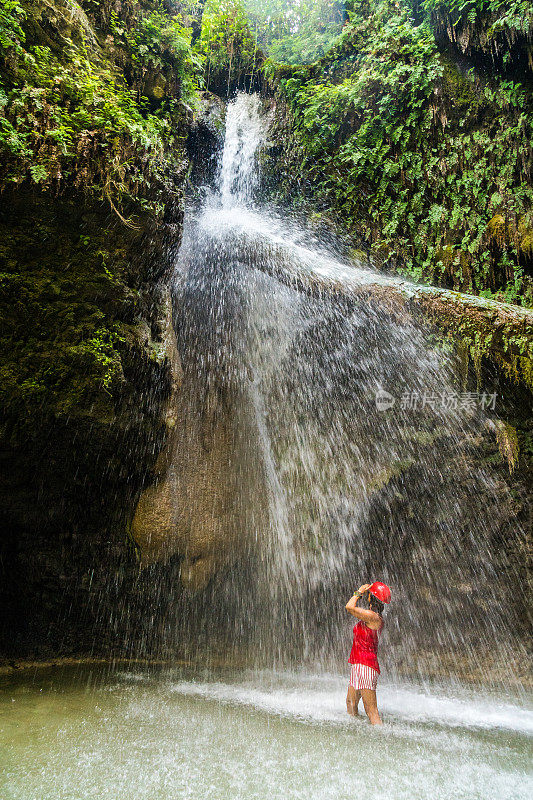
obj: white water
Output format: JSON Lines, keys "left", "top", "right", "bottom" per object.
{"left": 170, "top": 93, "right": 529, "bottom": 681}
{"left": 169, "top": 672, "right": 533, "bottom": 734}
{"left": 1, "top": 666, "right": 531, "bottom": 800}
{"left": 220, "top": 93, "right": 267, "bottom": 205}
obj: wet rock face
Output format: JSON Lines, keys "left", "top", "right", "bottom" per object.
{"left": 0, "top": 189, "right": 180, "bottom": 657}
{"left": 131, "top": 379, "right": 267, "bottom": 592}
{"left": 193, "top": 92, "right": 227, "bottom": 139}
{"left": 187, "top": 91, "right": 227, "bottom": 187}
{"left": 130, "top": 408, "right": 237, "bottom": 593}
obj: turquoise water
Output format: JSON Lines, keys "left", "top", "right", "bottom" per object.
{"left": 1, "top": 666, "right": 531, "bottom": 800}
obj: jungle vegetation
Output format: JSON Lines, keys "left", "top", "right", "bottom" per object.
{"left": 263, "top": 0, "right": 533, "bottom": 305}
{"left": 1, "top": 0, "right": 532, "bottom": 305}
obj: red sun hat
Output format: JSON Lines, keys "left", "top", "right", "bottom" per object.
{"left": 369, "top": 581, "right": 391, "bottom": 604}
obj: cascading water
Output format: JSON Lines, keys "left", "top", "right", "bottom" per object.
{"left": 1, "top": 93, "right": 531, "bottom": 800}
{"left": 171, "top": 93, "right": 527, "bottom": 680}
{"left": 219, "top": 93, "right": 266, "bottom": 205}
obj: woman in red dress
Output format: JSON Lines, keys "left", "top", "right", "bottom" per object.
{"left": 345, "top": 581, "right": 391, "bottom": 725}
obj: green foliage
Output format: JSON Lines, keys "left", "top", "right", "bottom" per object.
{"left": 245, "top": 0, "right": 346, "bottom": 64}
{"left": 79, "top": 324, "right": 125, "bottom": 391}
{"left": 417, "top": 0, "right": 533, "bottom": 73}
{"left": 198, "top": 0, "right": 346, "bottom": 72}
{"left": 111, "top": 3, "right": 202, "bottom": 102}
{"left": 422, "top": 0, "right": 533, "bottom": 36}
{"left": 0, "top": 0, "right": 201, "bottom": 216}
{"left": 269, "top": 0, "right": 533, "bottom": 304}
{"left": 0, "top": 0, "right": 25, "bottom": 54}
{"left": 199, "top": 0, "right": 260, "bottom": 89}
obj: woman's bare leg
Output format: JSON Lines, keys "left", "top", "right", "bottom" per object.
{"left": 346, "top": 686, "right": 361, "bottom": 716}
{"left": 361, "top": 689, "right": 382, "bottom": 725}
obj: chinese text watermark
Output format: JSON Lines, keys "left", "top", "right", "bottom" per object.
{"left": 375, "top": 389, "right": 497, "bottom": 413}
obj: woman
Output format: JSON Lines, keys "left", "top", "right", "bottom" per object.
{"left": 345, "top": 581, "right": 391, "bottom": 725}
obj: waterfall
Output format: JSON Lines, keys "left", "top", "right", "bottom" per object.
{"left": 219, "top": 93, "right": 266, "bottom": 206}
{"left": 3, "top": 98, "right": 530, "bottom": 800}
{"left": 170, "top": 94, "right": 524, "bottom": 681}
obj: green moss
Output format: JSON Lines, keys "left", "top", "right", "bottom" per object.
{"left": 518, "top": 214, "right": 533, "bottom": 258}
{"left": 431, "top": 306, "right": 533, "bottom": 391}
{"left": 367, "top": 458, "right": 415, "bottom": 492}
{"left": 1, "top": 198, "right": 123, "bottom": 424}
{"left": 487, "top": 214, "right": 506, "bottom": 245}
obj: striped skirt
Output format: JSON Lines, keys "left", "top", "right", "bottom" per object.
{"left": 349, "top": 662, "right": 379, "bottom": 691}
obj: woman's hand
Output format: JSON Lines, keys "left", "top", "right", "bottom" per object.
{"left": 346, "top": 584, "right": 382, "bottom": 629}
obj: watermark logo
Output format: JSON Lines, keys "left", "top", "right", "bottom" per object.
{"left": 374, "top": 389, "right": 497, "bottom": 412}
{"left": 375, "top": 389, "right": 396, "bottom": 411}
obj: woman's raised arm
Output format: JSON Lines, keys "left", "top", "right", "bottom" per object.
{"left": 345, "top": 584, "right": 382, "bottom": 630}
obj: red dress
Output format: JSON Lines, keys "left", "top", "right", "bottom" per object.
{"left": 349, "top": 620, "right": 383, "bottom": 673}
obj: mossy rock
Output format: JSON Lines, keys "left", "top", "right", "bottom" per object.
{"left": 487, "top": 214, "right": 507, "bottom": 247}
{"left": 0, "top": 183, "right": 182, "bottom": 658}
{"left": 518, "top": 214, "right": 533, "bottom": 258}
{"left": 440, "top": 57, "right": 480, "bottom": 115}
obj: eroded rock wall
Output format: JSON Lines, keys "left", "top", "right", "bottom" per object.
{"left": 0, "top": 188, "right": 182, "bottom": 657}
{"left": 0, "top": 0, "right": 193, "bottom": 658}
